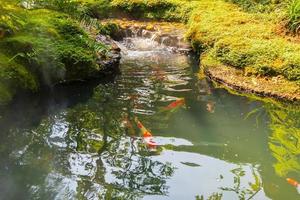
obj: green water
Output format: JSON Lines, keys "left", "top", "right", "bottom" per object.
{"left": 0, "top": 37, "right": 299, "bottom": 200}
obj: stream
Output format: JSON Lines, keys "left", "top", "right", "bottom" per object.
{"left": 0, "top": 34, "right": 300, "bottom": 200}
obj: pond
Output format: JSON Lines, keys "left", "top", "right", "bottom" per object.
{"left": 0, "top": 35, "right": 299, "bottom": 200}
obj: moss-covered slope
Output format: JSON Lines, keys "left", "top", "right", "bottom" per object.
{"left": 0, "top": 0, "right": 113, "bottom": 105}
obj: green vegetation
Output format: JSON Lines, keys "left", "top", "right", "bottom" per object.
{"left": 185, "top": 0, "right": 300, "bottom": 84}
{"left": 0, "top": 0, "right": 112, "bottom": 105}
{"left": 227, "top": 0, "right": 285, "bottom": 12}
{"left": 110, "top": 0, "right": 195, "bottom": 22}
{"left": 110, "top": 0, "right": 300, "bottom": 99}
{"left": 288, "top": 0, "right": 300, "bottom": 33}
{"left": 1, "top": 0, "right": 300, "bottom": 104}
{"left": 32, "top": 0, "right": 113, "bottom": 19}
{"left": 228, "top": 0, "right": 300, "bottom": 34}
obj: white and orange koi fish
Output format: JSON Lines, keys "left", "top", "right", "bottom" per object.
{"left": 134, "top": 117, "right": 157, "bottom": 148}
{"left": 287, "top": 178, "right": 300, "bottom": 193}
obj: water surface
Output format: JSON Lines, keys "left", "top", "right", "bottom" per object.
{"left": 0, "top": 36, "right": 299, "bottom": 200}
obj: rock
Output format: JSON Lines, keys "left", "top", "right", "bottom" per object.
{"left": 95, "top": 34, "right": 121, "bottom": 73}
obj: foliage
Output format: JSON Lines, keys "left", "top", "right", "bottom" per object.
{"left": 97, "top": 22, "right": 117, "bottom": 34}
{"left": 0, "top": 53, "right": 37, "bottom": 104}
{"left": 0, "top": 0, "right": 110, "bottom": 104}
{"left": 111, "top": 0, "right": 194, "bottom": 22}
{"left": 183, "top": 0, "right": 300, "bottom": 82}
{"left": 0, "top": 10, "right": 102, "bottom": 83}
{"left": 228, "top": 0, "right": 300, "bottom": 34}
{"left": 227, "top": 0, "right": 286, "bottom": 12}
{"left": 30, "top": 0, "right": 112, "bottom": 19}
{"left": 1, "top": 0, "right": 300, "bottom": 105}
{"left": 287, "top": 0, "right": 300, "bottom": 33}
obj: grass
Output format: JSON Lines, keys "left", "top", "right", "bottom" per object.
{"left": 185, "top": 0, "right": 300, "bottom": 83}
{"left": 226, "top": 0, "right": 286, "bottom": 12}
{"left": 228, "top": 0, "right": 300, "bottom": 34}
{"left": 288, "top": 0, "right": 300, "bottom": 33}
{"left": 110, "top": 0, "right": 196, "bottom": 22}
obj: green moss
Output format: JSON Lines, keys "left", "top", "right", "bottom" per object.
{"left": 111, "top": 0, "right": 192, "bottom": 21}
{"left": 183, "top": 0, "right": 300, "bottom": 82}
{"left": 0, "top": 1, "right": 110, "bottom": 104}
{"left": 0, "top": 53, "right": 37, "bottom": 104}
{"left": 98, "top": 22, "right": 119, "bottom": 36}
{"left": 56, "top": 43, "right": 99, "bottom": 79}
{"left": 226, "top": 0, "right": 286, "bottom": 12}
{"left": 287, "top": 0, "right": 300, "bottom": 34}
{"left": 83, "top": 0, "right": 113, "bottom": 19}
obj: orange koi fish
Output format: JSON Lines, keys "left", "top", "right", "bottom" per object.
{"left": 163, "top": 98, "right": 185, "bottom": 111}
{"left": 134, "top": 117, "right": 157, "bottom": 148}
{"left": 287, "top": 178, "right": 300, "bottom": 193}
{"left": 135, "top": 117, "right": 153, "bottom": 138}
{"left": 287, "top": 178, "right": 299, "bottom": 187}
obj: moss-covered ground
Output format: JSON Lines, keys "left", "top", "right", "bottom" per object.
{"left": 0, "top": 0, "right": 111, "bottom": 105}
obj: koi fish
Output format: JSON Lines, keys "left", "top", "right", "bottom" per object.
{"left": 287, "top": 178, "right": 299, "bottom": 187}
{"left": 134, "top": 117, "right": 157, "bottom": 148}
{"left": 286, "top": 178, "right": 300, "bottom": 193}
{"left": 135, "top": 117, "right": 153, "bottom": 138}
{"left": 163, "top": 98, "right": 185, "bottom": 111}
{"left": 144, "top": 137, "right": 157, "bottom": 148}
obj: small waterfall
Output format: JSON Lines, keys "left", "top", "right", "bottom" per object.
{"left": 119, "top": 31, "right": 167, "bottom": 54}
{"left": 114, "top": 24, "right": 192, "bottom": 59}
{"left": 150, "top": 31, "right": 160, "bottom": 42}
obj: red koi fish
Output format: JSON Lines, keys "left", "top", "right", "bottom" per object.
{"left": 134, "top": 117, "right": 157, "bottom": 148}
{"left": 287, "top": 178, "right": 300, "bottom": 193}
{"left": 163, "top": 98, "right": 185, "bottom": 111}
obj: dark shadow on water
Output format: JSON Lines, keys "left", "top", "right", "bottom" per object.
{"left": 0, "top": 74, "right": 118, "bottom": 134}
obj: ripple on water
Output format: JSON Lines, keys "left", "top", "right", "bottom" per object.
{"left": 115, "top": 38, "right": 195, "bottom": 116}
{"left": 2, "top": 34, "right": 295, "bottom": 200}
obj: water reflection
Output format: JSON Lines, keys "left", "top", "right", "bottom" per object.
{"left": 267, "top": 104, "right": 300, "bottom": 178}
{"left": 0, "top": 36, "right": 300, "bottom": 200}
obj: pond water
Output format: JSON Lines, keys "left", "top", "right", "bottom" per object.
{"left": 0, "top": 35, "right": 300, "bottom": 200}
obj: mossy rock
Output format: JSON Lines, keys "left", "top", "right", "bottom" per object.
{"left": 0, "top": 2, "right": 110, "bottom": 104}
{"left": 0, "top": 53, "right": 37, "bottom": 105}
